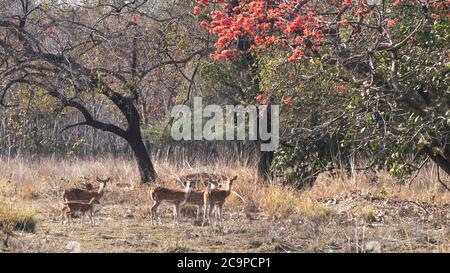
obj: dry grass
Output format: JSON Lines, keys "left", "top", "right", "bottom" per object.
{"left": 306, "top": 168, "right": 450, "bottom": 205}
{"left": 0, "top": 156, "right": 449, "bottom": 253}
{"left": 0, "top": 203, "right": 37, "bottom": 233}
{"left": 258, "top": 185, "right": 332, "bottom": 219}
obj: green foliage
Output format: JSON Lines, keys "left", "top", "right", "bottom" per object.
{"left": 379, "top": 187, "right": 389, "bottom": 200}
{"left": 141, "top": 118, "right": 172, "bottom": 141}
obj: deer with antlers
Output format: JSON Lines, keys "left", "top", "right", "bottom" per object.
{"left": 62, "top": 177, "right": 110, "bottom": 202}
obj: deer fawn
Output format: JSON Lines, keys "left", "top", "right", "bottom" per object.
{"left": 62, "top": 177, "right": 110, "bottom": 202}
{"left": 61, "top": 197, "right": 100, "bottom": 225}
{"left": 149, "top": 181, "right": 192, "bottom": 225}
{"left": 202, "top": 176, "right": 238, "bottom": 228}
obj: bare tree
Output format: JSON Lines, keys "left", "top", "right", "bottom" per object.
{"left": 0, "top": 0, "right": 205, "bottom": 183}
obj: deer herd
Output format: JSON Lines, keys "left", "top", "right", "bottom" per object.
{"left": 60, "top": 173, "right": 239, "bottom": 229}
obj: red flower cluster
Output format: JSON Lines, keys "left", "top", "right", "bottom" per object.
{"left": 256, "top": 94, "right": 269, "bottom": 105}
{"left": 197, "top": 0, "right": 325, "bottom": 62}
{"left": 288, "top": 47, "right": 305, "bottom": 62}
{"left": 195, "top": 0, "right": 448, "bottom": 78}
{"left": 210, "top": 49, "right": 236, "bottom": 60}
{"left": 193, "top": 6, "right": 201, "bottom": 15}
{"left": 283, "top": 97, "right": 295, "bottom": 106}
{"left": 387, "top": 19, "right": 398, "bottom": 28}
{"left": 336, "top": 85, "right": 350, "bottom": 92}
{"left": 342, "top": 0, "right": 352, "bottom": 7}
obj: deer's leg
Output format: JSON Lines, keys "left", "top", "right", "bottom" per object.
{"left": 217, "top": 204, "right": 224, "bottom": 229}
{"left": 202, "top": 203, "right": 209, "bottom": 227}
{"left": 208, "top": 203, "right": 215, "bottom": 229}
{"left": 62, "top": 207, "right": 70, "bottom": 225}
{"left": 89, "top": 209, "right": 94, "bottom": 225}
{"left": 61, "top": 207, "right": 66, "bottom": 224}
{"left": 172, "top": 204, "right": 180, "bottom": 226}
{"left": 86, "top": 209, "right": 91, "bottom": 224}
{"left": 196, "top": 206, "right": 200, "bottom": 220}
{"left": 150, "top": 201, "right": 160, "bottom": 225}
{"left": 213, "top": 205, "right": 218, "bottom": 219}
{"left": 67, "top": 212, "right": 73, "bottom": 225}
{"left": 176, "top": 204, "right": 181, "bottom": 225}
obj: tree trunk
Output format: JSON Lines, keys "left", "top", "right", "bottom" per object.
{"left": 127, "top": 134, "right": 157, "bottom": 183}
{"left": 257, "top": 105, "right": 274, "bottom": 183}
{"left": 258, "top": 150, "right": 274, "bottom": 183}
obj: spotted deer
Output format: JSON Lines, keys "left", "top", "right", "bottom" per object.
{"left": 62, "top": 177, "right": 110, "bottom": 202}
{"left": 149, "top": 181, "right": 192, "bottom": 225}
{"left": 202, "top": 176, "right": 238, "bottom": 228}
{"left": 61, "top": 197, "right": 100, "bottom": 225}
{"left": 177, "top": 173, "right": 228, "bottom": 219}
{"left": 182, "top": 181, "right": 219, "bottom": 220}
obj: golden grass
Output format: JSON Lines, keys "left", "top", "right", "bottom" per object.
{"left": 0, "top": 203, "right": 37, "bottom": 233}
{"left": 361, "top": 205, "right": 377, "bottom": 223}
{"left": 0, "top": 156, "right": 448, "bottom": 219}
{"left": 18, "top": 183, "right": 41, "bottom": 200}
{"left": 0, "top": 156, "right": 449, "bottom": 253}
{"left": 257, "top": 185, "right": 332, "bottom": 219}
{"left": 305, "top": 168, "right": 450, "bottom": 206}
{"left": 258, "top": 185, "right": 299, "bottom": 218}
{"left": 0, "top": 179, "right": 12, "bottom": 195}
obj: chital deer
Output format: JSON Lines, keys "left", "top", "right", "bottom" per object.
{"left": 182, "top": 181, "right": 219, "bottom": 220}
{"left": 202, "top": 176, "right": 238, "bottom": 228}
{"left": 61, "top": 197, "right": 100, "bottom": 225}
{"left": 62, "top": 177, "right": 110, "bottom": 202}
{"left": 175, "top": 173, "right": 225, "bottom": 219}
{"left": 149, "top": 181, "right": 192, "bottom": 225}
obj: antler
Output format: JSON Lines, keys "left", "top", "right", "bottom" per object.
{"left": 231, "top": 191, "right": 245, "bottom": 203}
{"left": 169, "top": 172, "right": 186, "bottom": 187}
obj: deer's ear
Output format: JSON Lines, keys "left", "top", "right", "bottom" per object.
{"left": 97, "top": 177, "right": 111, "bottom": 183}
{"left": 230, "top": 176, "right": 238, "bottom": 182}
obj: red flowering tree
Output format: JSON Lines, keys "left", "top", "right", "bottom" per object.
{"left": 194, "top": 0, "right": 450, "bottom": 179}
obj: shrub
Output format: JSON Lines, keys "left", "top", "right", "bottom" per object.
{"left": 0, "top": 203, "right": 37, "bottom": 233}
{"left": 259, "top": 185, "right": 333, "bottom": 219}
